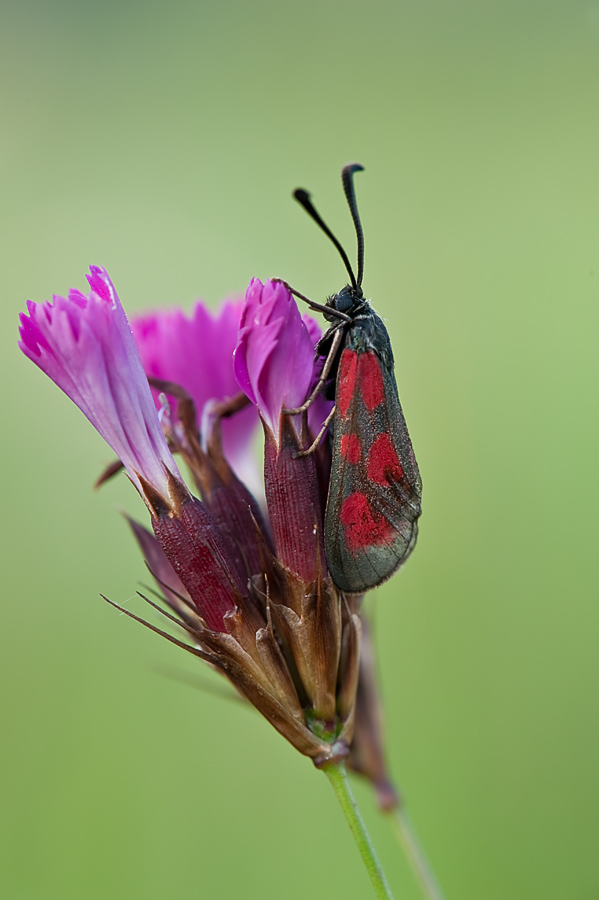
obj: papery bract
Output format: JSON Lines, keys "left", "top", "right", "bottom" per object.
{"left": 18, "top": 266, "right": 181, "bottom": 499}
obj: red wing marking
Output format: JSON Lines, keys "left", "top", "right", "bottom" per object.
{"left": 358, "top": 352, "right": 384, "bottom": 411}
{"left": 340, "top": 433, "right": 361, "bottom": 464}
{"left": 367, "top": 433, "right": 404, "bottom": 486}
{"left": 340, "top": 492, "right": 396, "bottom": 554}
{"left": 337, "top": 350, "right": 358, "bottom": 417}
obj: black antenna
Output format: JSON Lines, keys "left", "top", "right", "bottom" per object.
{"left": 341, "top": 163, "right": 365, "bottom": 288}
{"left": 293, "top": 187, "right": 358, "bottom": 290}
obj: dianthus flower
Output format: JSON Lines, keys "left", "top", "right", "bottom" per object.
{"left": 19, "top": 266, "right": 364, "bottom": 763}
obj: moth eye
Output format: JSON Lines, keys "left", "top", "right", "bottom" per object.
{"left": 335, "top": 288, "right": 354, "bottom": 314}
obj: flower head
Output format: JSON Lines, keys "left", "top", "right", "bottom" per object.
{"left": 18, "top": 266, "right": 181, "bottom": 502}
{"left": 234, "top": 278, "right": 332, "bottom": 441}
{"left": 19, "top": 267, "right": 362, "bottom": 768}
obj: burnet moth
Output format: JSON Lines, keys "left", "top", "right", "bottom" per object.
{"left": 284, "top": 164, "right": 422, "bottom": 594}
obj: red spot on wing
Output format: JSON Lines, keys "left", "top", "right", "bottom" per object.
{"left": 340, "top": 492, "right": 395, "bottom": 553}
{"left": 367, "top": 433, "right": 403, "bottom": 485}
{"left": 340, "top": 433, "right": 361, "bottom": 464}
{"left": 337, "top": 350, "right": 358, "bottom": 417}
{"left": 358, "top": 352, "right": 384, "bottom": 411}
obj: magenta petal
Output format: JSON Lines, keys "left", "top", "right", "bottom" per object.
{"left": 234, "top": 279, "right": 316, "bottom": 436}
{"left": 18, "top": 266, "right": 181, "bottom": 498}
{"left": 131, "top": 299, "right": 259, "bottom": 484}
{"left": 302, "top": 314, "right": 322, "bottom": 347}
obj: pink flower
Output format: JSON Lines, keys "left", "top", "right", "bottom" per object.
{"left": 18, "top": 266, "right": 181, "bottom": 501}
{"left": 131, "top": 301, "right": 259, "bottom": 486}
{"left": 234, "top": 278, "right": 332, "bottom": 441}
{"left": 233, "top": 278, "right": 331, "bottom": 582}
{"left": 18, "top": 266, "right": 361, "bottom": 767}
{"left": 18, "top": 266, "right": 251, "bottom": 632}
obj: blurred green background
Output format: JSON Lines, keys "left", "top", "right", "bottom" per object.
{"left": 2, "top": 1, "right": 599, "bottom": 898}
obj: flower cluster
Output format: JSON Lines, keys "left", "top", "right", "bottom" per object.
{"left": 19, "top": 266, "right": 397, "bottom": 796}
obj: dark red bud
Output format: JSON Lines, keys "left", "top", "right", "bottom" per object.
{"left": 152, "top": 495, "right": 246, "bottom": 632}
{"left": 263, "top": 417, "right": 326, "bottom": 584}
{"left": 126, "top": 516, "right": 191, "bottom": 612}
{"left": 198, "top": 465, "right": 273, "bottom": 581}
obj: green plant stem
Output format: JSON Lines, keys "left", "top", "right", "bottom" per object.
{"left": 323, "top": 761, "right": 395, "bottom": 900}
{"left": 387, "top": 806, "right": 446, "bottom": 900}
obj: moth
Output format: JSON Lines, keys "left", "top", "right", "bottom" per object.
{"left": 285, "top": 164, "right": 422, "bottom": 594}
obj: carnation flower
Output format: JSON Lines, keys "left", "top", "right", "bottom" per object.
{"left": 19, "top": 266, "right": 182, "bottom": 501}
{"left": 19, "top": 266, "right": 359, "bottom": 763}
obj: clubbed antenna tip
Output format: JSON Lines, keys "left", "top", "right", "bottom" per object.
{"left": 341, "top": 164, "right": 365, "bottom": 288}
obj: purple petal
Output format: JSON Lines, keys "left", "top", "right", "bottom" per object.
{"left": 234, "top": 279, "right": 316, "bottom": 437}
{"left": 302, "top": 314, "right": 322, "bottom": 347}
{"left": 19, "top": 266, "right": 181, "bottom": 498}
{"left": 131, "top": 299, "right": 259, "bottom": 485}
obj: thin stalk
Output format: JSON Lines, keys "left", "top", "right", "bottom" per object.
{"left": 387, "top": 806, "right": 447, "bottom": 900}
{"left": 323, "top": 761, "right": 395, "bottom": 900}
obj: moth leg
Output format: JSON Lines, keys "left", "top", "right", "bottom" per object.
{"left": 283, "top": 326, "right": 345, "bottom": 416}
{"left": 294, "top": 404, "right": 336, "bottom": 458}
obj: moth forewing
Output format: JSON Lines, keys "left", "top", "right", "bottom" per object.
{"left": 323, "top": 318, "right": 422, "bottom": 594}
